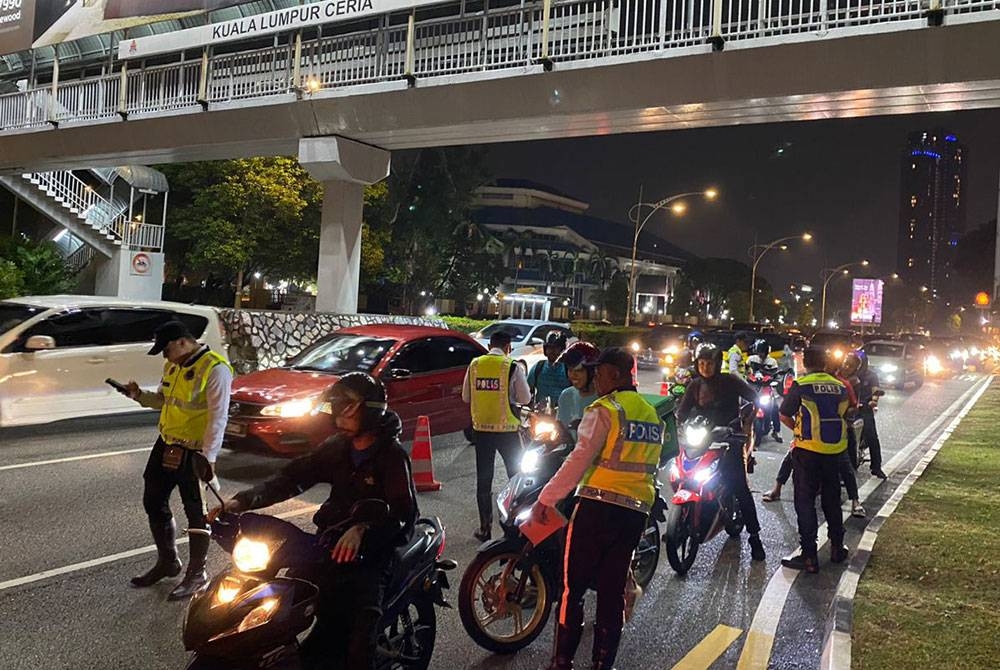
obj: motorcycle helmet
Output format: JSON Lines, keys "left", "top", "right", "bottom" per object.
{"left": 558, "top": 341, "right": 601, "bottom": 370}
{"left": 544, "top": 331, "right": 568, "bottom": 353}
{"left": 323, "top": 372, "right": 388, "bottom": 431}
{"left": 687, "top": 330, "right": 703, "bottom": 350}
{"left": 751, "top": 338, "right": 770, "bottom": 359}
{"left": 694, "top": 342, "right": 723, "bottom": 371}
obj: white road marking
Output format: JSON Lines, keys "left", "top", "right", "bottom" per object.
{"left": 736, "top": 375, "right": 991, "bottom": 669}
{"left": 0, "top": 504, "right": 320, "bottom": 593}
{"left": 0, "top": 447, "right": 150, "bottom": 472}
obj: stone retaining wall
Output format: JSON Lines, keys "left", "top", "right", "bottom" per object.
{"left": 217, "top": 309, "right": 446, "bottom": 373}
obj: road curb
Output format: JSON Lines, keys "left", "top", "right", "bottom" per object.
{"left": 819, "top": 374, "right": 994, "bottom": 670}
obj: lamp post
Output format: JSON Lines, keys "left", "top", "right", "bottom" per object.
{"left": 820, "top": 260, "right": 869, "bottom": 327}
{"left": 625, "top": 187, "right": 718, "bottom": 326}
{"left": 748, "top": 233, "right": 813, "bottom": 323}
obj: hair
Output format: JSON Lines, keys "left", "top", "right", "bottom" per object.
{"left": 735, "top": 331, "right": 750, "bottom": 343}
{"left": 803, "top": 347, "right": 829, "bottom": 371}
{"left": 489, "top": 330, "right": 513, "bottom": 350}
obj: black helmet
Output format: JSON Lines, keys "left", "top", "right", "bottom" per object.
{"left": 544, "top": 331, "right": 567, "bottom": 352}
{"left": 323, "top": 372, "right": 388, "bottom": 431}
{"left": 694, "top": 343, "right": 722, "bottom": 368}
{"left": 751, "top": 338, "right": 770, "bottom": 358}
{"left": 558, "top": 341, "right": 600, "bottom": 369}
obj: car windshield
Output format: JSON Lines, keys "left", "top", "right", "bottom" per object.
{"left": 0, "top": 303, "right": 45, "bottom": 336}
{"left": 287, "top": 335, "right": 397, "bottom": 374}
{"left": 480, "top": 323, "right": 532, "bottom": 342}
{"left": 866, "top": 343, "right": 904, "bottom": 358}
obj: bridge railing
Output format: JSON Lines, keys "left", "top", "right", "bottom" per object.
{"left": 0, "top": 0, "right": 995, "bottom": 133}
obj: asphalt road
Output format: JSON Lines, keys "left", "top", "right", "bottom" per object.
{"left": 0, "top": 371, "right": 986, "bottom": 670}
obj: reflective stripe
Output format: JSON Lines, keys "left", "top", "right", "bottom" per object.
{"left": 163, "top": 396, "right": 208, "bottom": 411}
{"left": 162, "top": 434, "right": 202, "bottom": 450}
{"left": 597, "top": 459, "right": 658, "bottom": 474}
{"left": 577, "top": 486, "right": 651, "bottom": 513}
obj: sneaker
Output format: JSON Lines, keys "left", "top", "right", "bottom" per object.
{"left": 781, "top": 551, "right": 819, "bottom": 573}
{"left": 762, "top": 488, "right": 782, "bottom": 503}
{"left": 771, "top": 432, "right": 783, "bottom": 443}
{"left": 851, "top": 502, "right": 866, "bottom": 518}
{"left": 831, "top": 545, "right": 849, "bottom": 564}
{"left": 749, "top": 534, "right": 766, "bottom": 561}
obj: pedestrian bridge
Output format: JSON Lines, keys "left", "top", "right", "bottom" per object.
{"left": 0, "top": 0, "right": 999, "bottom": 172}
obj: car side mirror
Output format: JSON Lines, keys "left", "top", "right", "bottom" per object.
{"left": 25, "top": 335, "right": 56, "bottom": 351}
{"left": 387, "top": 368, "right": 412, "bottom": 379}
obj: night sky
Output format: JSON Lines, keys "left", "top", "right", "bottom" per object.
{"left": 485, "top": 109, "right": 1000, "bottom": 295}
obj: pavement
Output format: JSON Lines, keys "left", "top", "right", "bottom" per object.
{"left": 0, "top": 371, "right": 987, "bottom": 670}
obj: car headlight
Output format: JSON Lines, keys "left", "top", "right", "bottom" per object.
{"left": 661, "top": 354, "right": 675, "bottom": 366}
{"left": 663, "top": 345, "right": 680, "bottom": 355}
{"left": 684, "top": 425, "right": 708, "bottom": 446}
{"left": 232, "top": 538, "right": 271, "bottom": 573}
{"left": 260, "top": 396, "right": 320, "bottom": 418}
{"left": 880, "top": 363, "right": 899, "bottom": 373}
{"left": 520, "top": 448, "right": 542, "bottom": 473}
{"left": 925, "top": 355, "right": 942, "bottom": 374}
{"left": 630, "top": 341, "right": 641, "bottom": 352}
{"left": 950, "top": 349, "right": 962, "bottom": 360}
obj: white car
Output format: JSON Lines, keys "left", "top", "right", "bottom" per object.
{"left": 472, "top": 320, "right": 576, "bottom": 372}
{"left": 0, "top": 296, "right": 226, "bottom": 427}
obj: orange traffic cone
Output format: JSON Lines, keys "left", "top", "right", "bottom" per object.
{"left": 659, "top": 381, "right": 670, "bottom": 396}
{"left": 411, "top": 415, "right": 442, "bottom": 492}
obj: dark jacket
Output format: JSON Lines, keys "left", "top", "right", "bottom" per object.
{"left": 234, "top": 411, "right": 418, "bottom": 558}
{"left": 677, "top": 373, "right": 758, "bottom": 428}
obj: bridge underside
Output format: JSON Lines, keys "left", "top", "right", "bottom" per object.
{"left": 1, "top": 19, "right": 1000, "bottom": 173}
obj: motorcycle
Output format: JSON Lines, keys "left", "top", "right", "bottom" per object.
{"left": 458, "top": 411, "right": 666, "bottom": 654}
{"left": 663, "top": 414, "right": 750, "bottom": 576}
{"left": 748, "top": 365, "right": 782, "bottom": 448}
{"left": 182, "top": 454, "right": 456, "bottom": 670}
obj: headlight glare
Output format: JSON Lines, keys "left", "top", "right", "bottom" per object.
{"left": 520, "top": 448, "right": 542, "bottom": 473}
{"left": 880, "top": 363, "right": 898, "bottom": 373}
{"left": 260, "top": 396, "right": 319, "bottom": 418}
{"left": 232, "top": 538, "right": 270, "bottom": 573}
{"left": 684, "top": 425, "right": 708, "bottom": 446}
{"left": 693, "top": 468, "right": 715, "bottom": 484}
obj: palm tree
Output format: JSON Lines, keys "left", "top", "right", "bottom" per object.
{"left": 501, "top": 228, "right": 535, "bottom": 291}
{"left": 588, "top": 248, "right": 618, "bottom": 292}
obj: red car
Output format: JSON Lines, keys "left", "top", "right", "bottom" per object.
{"left": 224, "top": 325, "right": 486, "bottom": 455}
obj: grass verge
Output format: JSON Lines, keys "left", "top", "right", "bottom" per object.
{"left": 853, "top": 382, "right": 1000, "bottom": 669}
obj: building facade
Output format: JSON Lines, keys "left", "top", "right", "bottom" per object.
{"left": 898, "top": 130, "right": 966, "bottom": 296}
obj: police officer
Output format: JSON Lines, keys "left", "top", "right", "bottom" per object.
{"left": 120, "top": 320, "right": 232, "bottom": 599}
{"left": 462, "top": 329, "right": 531, "bottom": 541}
{"left": 533, "top": 348, "right": 663, "bottom": 670}
{"left": 727, "top": 331, "right": 751, "bottom": 378}
{"left": 778, "top": 347, "right": 850, "bottom": 574}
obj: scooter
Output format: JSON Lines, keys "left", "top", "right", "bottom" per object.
{"left": 748, "top": 365, "right": 782, "bottom": 447}
{"left": 663, "top": 414, "right": 750, "bottom": 576}
{"left": 182, "top": 454, "right": 455, "bottom": 670}
{"left": 458, "top": 411, "right": 666, "bottom": 654}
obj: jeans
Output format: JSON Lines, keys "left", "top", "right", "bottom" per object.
{"left": 722, "top": 441, "right": 761, "bottom": 534}
{"left": 860, "top": 406, "right": 883, "bottom": 471}
{"left": 473, "top": 430, "right": 521, "bottom": 527}
{"left": 791, "top": 448, "right": 845, "bottom": 556}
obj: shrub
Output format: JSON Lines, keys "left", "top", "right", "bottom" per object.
{"left": 441, "top": 316, "right": 494, "bottom": 334}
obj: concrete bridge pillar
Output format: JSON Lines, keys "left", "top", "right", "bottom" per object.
{"left": 298, "top": 136, "right": 390, "bottom": 314}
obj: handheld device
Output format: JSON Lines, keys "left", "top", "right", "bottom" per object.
{"left": 105, "top": 378, "right": 130, "bottom": 394}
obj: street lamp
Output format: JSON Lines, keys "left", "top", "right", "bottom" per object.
{"left": 820, "top": 260, "right": 869, "bottom": 326}
{"left": 748, "top": 233, "right": 813, "bottom": 323}
{"left": 625, "top": 187, "right": 718, "bottom": 326}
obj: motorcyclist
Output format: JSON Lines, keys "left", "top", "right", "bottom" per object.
{"left": 676, "top": 330, "right": 703, "bottom": 372}
{"left": 746, "top": 338, "right": 782, "bottom": 443}
{"left": 841, "top": 350, "right": 887, "bottom": 479}
{"left": 556, "top": 341, "right": 602, "bottom": 438}
{"left": 529, "top": 332, "right": 571, "bottom": 408}
{"left": 210, "top": 373, "right": 418, "bottom": 670}
{"left": 676, "top": 343, "right": 766, "bottom": 561}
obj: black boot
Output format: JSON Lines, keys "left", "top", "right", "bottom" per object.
{"left": 781, "top": 551, "right": 819, "bottom": 574}
{"left": 168, "top": 532, "right": 210, "bottom": 600}
{"left": 131, "top": 520, "right": 182, "bottom": 588}
{"left": 748, "top": 534, "right": 766, "bottom": 561}
{"left": 474, "top": 515, "right": 492, "bottom": 542}
{"left": 548, "top": 622, "right": 584, "bottom": 669}
{"left": 591, "top": 625, "right": 623, "bottom": 670}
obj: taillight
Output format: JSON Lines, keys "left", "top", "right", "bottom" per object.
{"left": 783, "top": 374, "right": 794, "bottom": 394}
{"left": 435, "top": 527, "right": 446, "bottom": 559}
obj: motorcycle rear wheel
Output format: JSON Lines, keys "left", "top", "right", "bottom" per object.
{"left": 458, "top": 544, "right": 551, "bottom": 654}
{"left": 664, "top": 504, "right": 700, "bottom": 575}
{"left": 632, "top": 518, "right": 661, "bottom": 588}
{"left": 376, "top": 596, "right": 436, "bottom": 670}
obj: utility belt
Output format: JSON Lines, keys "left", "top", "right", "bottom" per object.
{"left": 577, "top": 486, "right": 650, "bottom": 514}
{"left": 160, "top": 432, "right": 202, "bottom": 450}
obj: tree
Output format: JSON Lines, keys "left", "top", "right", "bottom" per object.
{"left": 0, "top": 259, "right": 22, "bottom": 299}
{"left": 0, "top": 235, "right": 73, "bottom": 295}
{"left": 604, "top": 273, "right": 629, "bottom": 323}
{"left": 438, "top": 221, "right": 506, "bottom": 314}
{"left": 670, "top": 257, "right": 774, "bottom": 321}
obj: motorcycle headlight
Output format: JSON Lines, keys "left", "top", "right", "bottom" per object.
{"left": 693, "top": 468, "right": 716, "bottom": 484}
{"left": 260, "top": 396, "right": 320, "bottom": 418}
{"left": 520, "top": 448, "right": 542, "bottom": 473}
{"left": 532, "top": 419, "right": 559, "bottom": 441}
{"left": 663, "top": 345, "right": 680, "bottom": 355}
{"left": 880, "top": 363, "right": 898, "bottom": 373}
{"left": 925, "top": 355, "right": 942, "bottom": 375}
{"left": 684, "top": 425, "right": 708, "bottom": 446}
{"left": 237, "top": 598, "right": 279, "bottom": 633}
{"left": 759, "top": 394, "right": 772, "bottom": 406}
{"left": 232, "top": 538, "right": 271, "bottom": 573}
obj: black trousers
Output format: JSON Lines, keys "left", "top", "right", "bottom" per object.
{"left": 721, "top": 442, "right": 761, "bottom": 535}
{"left": 142, "top": 438, "right": 207, "bottom": 532}
{"left": 776, "top": 448, "right": 857, "bottom": 499}
{"left": 473, "top": 430, "right": 521, "bottom": 527}
{"left": 558, "top": 499, "right": 647, "bottom": 655}
{"left": 791, "top": 448, "right": 845, "bottom": 556}
{"left": 860, "top": 407, "right": 884, "bottom": 471}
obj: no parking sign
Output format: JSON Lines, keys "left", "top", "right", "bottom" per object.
{"left": 130, "top": 252, "right": 151, "bottom": 276}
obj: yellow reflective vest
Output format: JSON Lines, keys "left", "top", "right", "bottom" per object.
{"left": 577, "top": 390, "right": 664, "bottom": 513}
{"left": 726, "top": 344, "right": 746, "bottom": 377}
{"left": 469, "top": 354, "right": 520, "bottom": 432}
{"left": 791, "top": 372, "right": 849, "bottom": 455}
{"left": 158, "top": 348, "right": 232, "bottom": 450}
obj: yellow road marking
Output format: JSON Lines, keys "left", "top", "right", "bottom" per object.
{"left": 671, "top": 624, "right": 743, "bottom": 670}
{"left": 736, "top": 630, "right": 775, "bottom": 670}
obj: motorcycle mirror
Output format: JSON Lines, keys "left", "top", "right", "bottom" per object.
{"left": 349, "top": 499, "right": 389, "bottom": 524}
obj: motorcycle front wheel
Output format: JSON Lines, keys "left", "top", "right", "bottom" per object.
{"left": 724, "top": 496, "right": 745, "bottom": 538}
{"left": 458, "top": 543, "right": 552, "bottom": 654}
{"left": 664, "top": 504, "right": 700, "bottom": 575}
{"left": 376, "top": 595, "right": 436, "bottom": 670}
{"left": 632, "top": 517, "right": 661, "bottom": 588}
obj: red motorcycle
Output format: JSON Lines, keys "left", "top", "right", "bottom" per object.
{"left": 663, "top": 415, "right": 749, "bottom": 575}
{"left": 748, "top": 366, "right": 782, "bottom": 447}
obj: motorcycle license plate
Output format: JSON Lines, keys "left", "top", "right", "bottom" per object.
{"left": 225, "top": 421, "right": 247, "bottom": 437}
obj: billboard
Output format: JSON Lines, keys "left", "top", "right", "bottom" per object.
{"left": 851, "top": 278, "right": 884, "bottom": 326}
{"left": 0, "top": 1, "right": 245, "bottom": 56}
